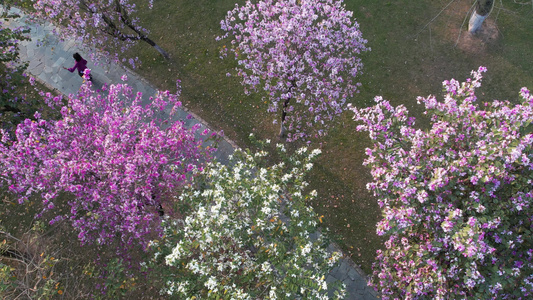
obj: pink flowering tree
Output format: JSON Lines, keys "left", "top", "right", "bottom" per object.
{"left": 218, "top": 0, "right": 368, "bottom": 142}
{"left": 351, "top": 67, "right": 533, "bottom": 299}
{"left": 32, "top": 0, "right": 169, "bottom": 65}
{"left": 0, "top": 76, "right": 216, "bottom": 246}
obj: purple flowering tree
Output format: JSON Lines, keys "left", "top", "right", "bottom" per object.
{"left": 218, "top": 0, "right": 368, "bottom": 142}
{"left": 352, "top": 67, "right": 533, "bottom": 299}
{"left": 0, "top": 76, "right": 215, "bottom": 246}
{"left": 32, "top": 0, "right": 169, "bottom": 65}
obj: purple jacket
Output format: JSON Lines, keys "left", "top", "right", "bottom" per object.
{"left": 68, "top": 58, "right": 88, "bottom": 73}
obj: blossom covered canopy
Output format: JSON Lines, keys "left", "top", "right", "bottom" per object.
{"left": 0, "top": 77, "right": 215, "bottom": 246}
{"left": 219, "top": 0, "right": 368, "bottom": 142}
{"left": 153, "top": 142, "right": 345, "bottom": 299}
{"left": 352, "top": 67, "right": 533, "bottom": 299}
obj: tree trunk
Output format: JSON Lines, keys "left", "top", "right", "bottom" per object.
{"left": 279, "top": 98, "right": 290, "bottom": 138}
{"left": 468, "top": 0, "right": 494, "bottom": 33}
{"left": 279, "top": 81, "right": 296, "bottom": 139}
{"left": 140, "top": 36, "right": 170, "bottom": 60}
{"left": 0, "top": 105, "right": 21, "bottom": 114}
{"left": 83, "top": 1, "right": 171, "bottom": 60}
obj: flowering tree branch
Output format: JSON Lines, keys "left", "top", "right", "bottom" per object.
{"left": 32, "top": 0, "right": 169, "bottom": 66}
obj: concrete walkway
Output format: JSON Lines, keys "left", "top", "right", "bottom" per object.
{"left": 2, "top": 7, "right": 378, "bottom": 300}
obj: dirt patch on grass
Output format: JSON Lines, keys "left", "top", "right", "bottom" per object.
{"left": 437, "top": 1, "right": 501, "bottom": 55}
{"left": 455, "top": 18, "right": 500, "bottom": 54}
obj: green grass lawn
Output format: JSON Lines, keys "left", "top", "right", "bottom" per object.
{"left": 122, "top": 0, "right": 533, "bottom": 274}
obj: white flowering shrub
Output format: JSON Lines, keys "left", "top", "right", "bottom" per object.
{"left": 149, "top": 141, "right": 345, "bottom": 299}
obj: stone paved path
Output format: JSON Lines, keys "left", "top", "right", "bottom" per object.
{"left": 2, "top": 7, "right": 379, "bottom": 299}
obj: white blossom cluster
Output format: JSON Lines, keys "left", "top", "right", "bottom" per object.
{"left": 152, "top": 144, "right": 345, "bottom": 299}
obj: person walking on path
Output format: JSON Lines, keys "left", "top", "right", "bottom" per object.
{"left": 63, "top": 52, "right": 92, "bottom": 81}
